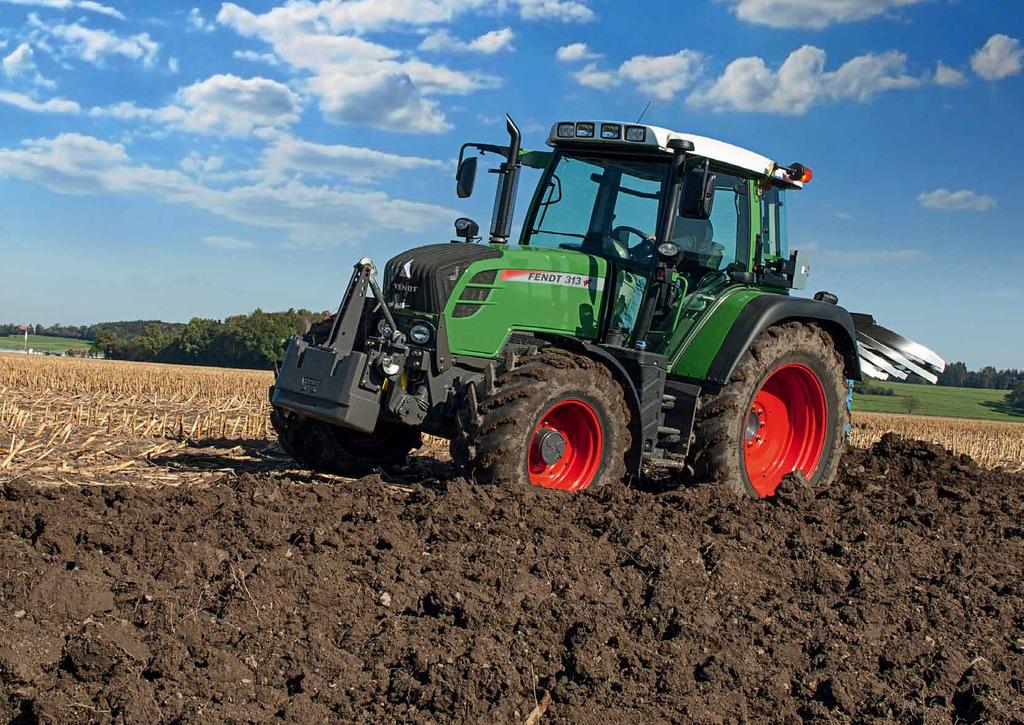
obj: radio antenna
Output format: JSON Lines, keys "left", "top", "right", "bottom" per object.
{"left": 635, "top": 100, "right": 652, "bottom": 124}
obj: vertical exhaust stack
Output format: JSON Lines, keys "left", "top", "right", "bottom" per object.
{"left": 489, "top": 115, "right": 522, "bottom": 245}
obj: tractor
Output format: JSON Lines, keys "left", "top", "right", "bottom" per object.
{"left": 269, "top": 117, "right": 944, "bottom": 498}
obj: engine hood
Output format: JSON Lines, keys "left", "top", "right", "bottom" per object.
{"left": 383, "top": 243, "right": 503, "bottom": 313}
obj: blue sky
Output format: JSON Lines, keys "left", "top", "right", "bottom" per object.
{"left": 0, "top": 0, "right": 1021, "bottom": 368}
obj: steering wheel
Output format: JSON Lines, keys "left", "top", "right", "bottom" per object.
{"left": 611, "top": 225, "right": 653, "bottom": 245}
{"left": 610, "top": 225, "right": 655, "bottom": 262}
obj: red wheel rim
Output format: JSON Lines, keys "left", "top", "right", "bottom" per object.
{"left": 742, "top": 363, "right": 827, "bottom": 497}
{"left": 527, "top": 399, "right": 603, "bottom": 492}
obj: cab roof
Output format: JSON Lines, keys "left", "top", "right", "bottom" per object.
{"left": 547, "top": 120, "right": 804, "bottom": 189}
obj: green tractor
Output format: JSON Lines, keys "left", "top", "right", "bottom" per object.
{"left": 270, "top": 117, "right": 943, "bottom": 497}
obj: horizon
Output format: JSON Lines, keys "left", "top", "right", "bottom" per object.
{"left": 1, "top": 1, "right": 1022, "bottom": 368}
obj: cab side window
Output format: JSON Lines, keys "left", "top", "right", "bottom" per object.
{"left": 759, "top": 187, "right": 789, "bottom": 261}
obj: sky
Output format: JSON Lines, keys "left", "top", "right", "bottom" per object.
{"left": 0, "top": 0, "right": 1021, "bottom": 368}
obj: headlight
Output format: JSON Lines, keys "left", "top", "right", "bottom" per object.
{"left": 377, "top": 318, "right": 393, "bottom": 338}
{"left": 625, "top": 126, "right": 647, "bottom": 142}
{"left": 657, "top": 242, "right": 680, "bottom": 258}
{"left": 409, "top": 324, "right": 432, "bottom": 345}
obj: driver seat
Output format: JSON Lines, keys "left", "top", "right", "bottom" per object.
{"left": 674, "top": 218, "right": 724, "bottom": 277}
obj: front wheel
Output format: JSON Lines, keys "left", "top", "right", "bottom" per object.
{"left": 271, "top": 407, "right": 422, "bottom": 476}
{"left": 450, "top": 348, "right": 632, "bottom": 492}
{"left": 692, "top": 322, "right": 848, "bottom": 498}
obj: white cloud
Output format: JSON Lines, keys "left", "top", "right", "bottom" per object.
{"left": 27, "top": 14, "right": 159, "bottom": 67}
{"left": 2, "top": 42, "right": 55, "bottom": 88}
{"left": 167, "top": 56, "right": 179, "bottom": 74}
{"left": 91, "top": 74, "right": 302, "bottom": 137}
{"left": 215, "top": 2, "right": 504, "bottom": 133}
{"left": 233, "top": 49, "right": 280, "bottom": 66}
{"left": 187, "top": 7, "right": 215, "bottom": 33}
{"left": 202, "top": 235, "right": 254, "bottom": 250}
{"left": 262, "top": 135, "right": 445, "bottom": 183}
{"left": 573, "top": 50, "right": 704, "bottom": 101}
{"left": 516, "top": 0, "right": 593, "bottom": 22}
{"left": 0, "top": 0, "right": 124, "bottom": 20}
{"left": 555, "top": 42, "right": 600, "bottom": 62}
{"left": 419, "top": 27, "right": 515, "bottom": 54}
{"left": 0, "top": 89, "right": 78, "bottom": 113}
{"left": 932, "top": 61, "right": 966, "bottom": 87}
{"left": 722, "top": 0, "right": 925, "bottom": 30}
{"left": 970, "top": 34, "right": 1023, "bottom": 81}
{"left": 688, "top": 46, "right": 919, "bottom": 114}
{"left": 917, "top": 189, "right": 996, "bottom": 212}
{"left": 180, "top": 152, "right": 224, "bottom": 174}
{"left": 0, "top": 133, "right": 458, "bottom": 247}
{"left": 175, "top": 74, "right": 301, "bottom": 135}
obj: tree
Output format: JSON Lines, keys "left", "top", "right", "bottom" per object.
{"left": 904, "top": 395, "right": 921, "bottom": 415}
{"left": 1007, "top": 383, "right": 1024, "bottom": 413}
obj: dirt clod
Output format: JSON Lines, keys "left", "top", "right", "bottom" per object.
{"left": 1, "top": 434, "right": 1022, "bottom": 723}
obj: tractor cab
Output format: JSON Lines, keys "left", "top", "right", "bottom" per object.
{"left": 492, "top": 120, "right": 812, "bottom": 351}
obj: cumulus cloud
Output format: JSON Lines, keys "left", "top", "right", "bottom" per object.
{"left": 0, "top": 89, "right": 79, "bottom": 113}
{"left": 0, "top": 0, "right": 124, "bottom": 20}
{"left": 555, "top": 42, "right": 600, "bottom": 62}
{"left": 932, "top": 61, "right": 966, "bottom": 87}
{"left": 187, "top": 7, "right": 215, "bottom": 33}
{"left": 687, "top": 46, "right": 919, "bottom": 114}
{"left": 721, "top": 0, "right": 925, "bottom": 30}
{"left": 91, "top": 74, "right": 301, "bottom": 137}
{"left": 215, "top": 2, "right": 503, "bottom": 133}
{"left": 90, "top": 75, "right": 300, "bottom": 138}
{"left": 27, "top": 14, "right": 159, "bottom": 67}
{"left": 970, "top": 34, "right": 1023, "bottom": 81}
{"left": 2, "top": 42, "right": 56, "bottom": 88}
{"left": 0, "top": 133, "right": 457, "bottom": 247}
{"left": 233, "top": 49, "right": 280, "bottom": 66}
{"left": 917, "top": 189, "right": 996, "bottom": 212}
{"left": 262, "top": 136, "right": 445, "bottom": 183}
{"left": 516, "top": 0, "right": 593, "bottom": 22}
{"left": 572, "top": 50, "right": 704, "bottom": 101}
{"left": 420, "top": 27, "right": 515, "bottom": 54}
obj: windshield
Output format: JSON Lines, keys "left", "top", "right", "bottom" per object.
{"left": 524, "top": 153, "right": 668, "bottom": 269}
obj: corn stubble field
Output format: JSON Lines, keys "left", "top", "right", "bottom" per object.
{"left": 1, "top": 355, "right": 1022, "bottom": 485}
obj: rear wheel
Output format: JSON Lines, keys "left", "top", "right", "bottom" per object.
{"left": 451, "top": 348, "right": 631, "bottom": 492}
{"left": 692, "top": 322, "right": 847, "bottom": 498}
{"left": 271, "top": 407, "right": 421, "bottom": 477}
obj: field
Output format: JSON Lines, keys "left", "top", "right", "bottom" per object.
{"left": 0, "top": 334, "right": 91, "bottom": 355}
{"left": 1, "top": 355, "right": 1021, "bottom": 722}
{"left": 854, "top": 380, "right": 1023, "bottom": 422}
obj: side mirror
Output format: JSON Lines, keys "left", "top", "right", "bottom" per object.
{"left": 456, "top": 156, "right": 478, "bottom": 199}
{"left": 680, "top": 167, "right": 716, "bottom": 220}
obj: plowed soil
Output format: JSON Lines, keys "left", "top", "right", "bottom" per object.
{"left": 1, "top": 434, "right": 1022, "bottom": 724}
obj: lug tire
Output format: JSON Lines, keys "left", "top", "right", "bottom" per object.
{"left": 451, "top": 348, "right": 631, "bottom": 492}
{"left": 692, "top": 322, "right": 848, "bottom": 498}
{"left": 270, "top": 407, "right": 422, "bottom": 477}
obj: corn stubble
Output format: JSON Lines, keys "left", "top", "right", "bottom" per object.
{"left": 1, "top": 355, "right": 1021, "bottom": 485}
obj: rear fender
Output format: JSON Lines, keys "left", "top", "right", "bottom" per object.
{"left": 705, "top": 296, "right": 862, "bottom": 387}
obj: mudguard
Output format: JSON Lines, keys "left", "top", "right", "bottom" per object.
{"left": 705, "top": 295, "right": 862, "bottom": 387}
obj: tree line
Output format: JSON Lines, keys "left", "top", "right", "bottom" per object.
{"left": 85, "top": 310, "right": 324, "bottom": 370}
{"left": 2, "top": 312, "right": 325, "bottom": 370}
{"left": 933, "top": 362, "right": 1024, "bottom": 390}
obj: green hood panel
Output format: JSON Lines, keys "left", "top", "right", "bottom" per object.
{"left": 444, "top": 245, "right": 608, "bottom": 357}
